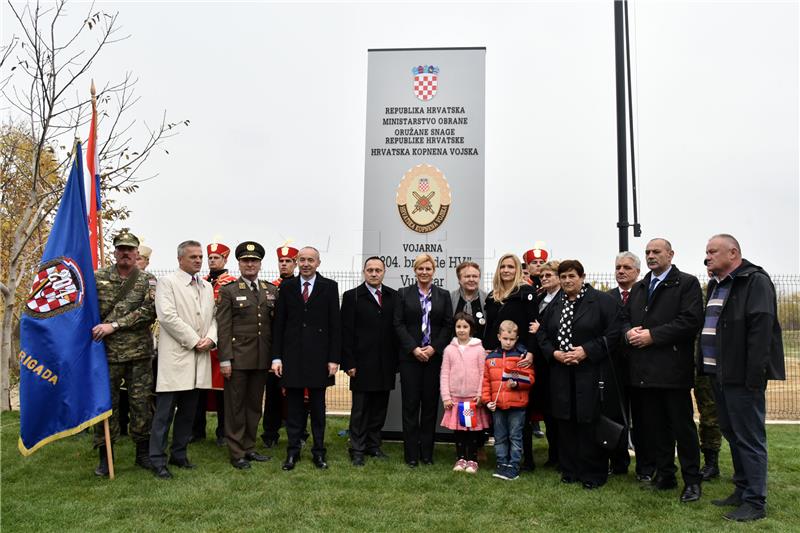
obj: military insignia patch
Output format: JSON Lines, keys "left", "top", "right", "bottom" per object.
{"left": 396, "top": 163, "right": 452, "bottom": 234}
{"left": 412, "top": 65, "right": 439, "bottom": 101}
{"left": 24, "top": 257, "right": 85, "bottom": 317}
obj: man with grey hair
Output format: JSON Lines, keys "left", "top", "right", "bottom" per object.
{"left": 606, "top": 251, "right": 645, "bottom": 479}
{"left": 150, "top": 240, "right": 218, "bottom": 479}
{"left": 702, "top": 234, "right": 785, "bottom": 522}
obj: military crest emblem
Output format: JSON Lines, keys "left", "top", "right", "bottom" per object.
{"left": 24, "top": 257, "right": 85, "bottom": 317}
{"left": 412, "top": 65, "right": 439, "bottom": 101}
{"left": 396, "top": 164, "right": 452, "bottom": 234}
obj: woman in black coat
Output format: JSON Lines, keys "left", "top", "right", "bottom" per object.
{"left": 531, "top": 260, "right": 562, "bottom": 467}
{"left": 483, "top": 253, "right": 538, "bottom": 469}
{"left": 536, "top": 259, "right": 621, "bottom": 489}
{"left": 394, "top": 253, "right": 454, "bottom": 466}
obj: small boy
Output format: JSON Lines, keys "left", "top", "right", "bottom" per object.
{"left": 482, "top": 320, "right": 534, "bottom": 480}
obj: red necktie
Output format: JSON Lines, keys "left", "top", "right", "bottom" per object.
{"left": 621, "top": 290, "right": 629, "bottom": 305}
{"left": 376, "top": 289, "right": 382, "bottom": 307}
{"left": 302, "top": 281, "right": 310, "bottom": 303}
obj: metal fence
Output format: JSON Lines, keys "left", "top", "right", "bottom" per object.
{"left": 150, "top": 269, "right": 800, "bottom": 420}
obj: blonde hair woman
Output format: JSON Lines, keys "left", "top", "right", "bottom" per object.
{"left": 394, "top": 253, "right": 454, "bottom": 467}
{"left": 484, "top": 253, "right": 539, "bottom": 470}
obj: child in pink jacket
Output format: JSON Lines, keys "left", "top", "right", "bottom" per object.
{"left": 440, "top": 312, "right": 490, "bottom": 473}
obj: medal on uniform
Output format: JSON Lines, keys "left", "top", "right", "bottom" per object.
{"left": 476, "top": 311, "right": 485, "bottom": 326}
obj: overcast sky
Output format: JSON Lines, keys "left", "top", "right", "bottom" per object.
{"left": 4, "top": 1, "right": 799, "bottom": 277}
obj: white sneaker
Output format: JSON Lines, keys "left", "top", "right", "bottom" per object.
{"left": 453, "top": 458, "right": 467, "bottom": 472}
{"left": 465, "top": 461, "right": 478, "bottom": 474}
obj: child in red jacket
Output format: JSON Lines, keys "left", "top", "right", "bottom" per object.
{"left": 482, "top": 320, "right": 534, "bottom": 480}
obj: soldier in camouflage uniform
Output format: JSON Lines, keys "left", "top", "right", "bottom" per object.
{"left": 91, "top": 230, "right": 157, "bottom": 476}
{"left": 695, "top": 354, "right": 722, "bottom": 480}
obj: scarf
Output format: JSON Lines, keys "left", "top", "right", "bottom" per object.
{"left": 557, "top": 284, "right": 588, "bottom": 352}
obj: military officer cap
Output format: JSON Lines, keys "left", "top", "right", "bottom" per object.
{"left": 236, "top": 241, "right": 265, "bottom": 260}
{"left": 113, "top": 230, "right": 140, "bottom": 249}
{"left": 277, "top": 244, "right": 299, "bottom": 260}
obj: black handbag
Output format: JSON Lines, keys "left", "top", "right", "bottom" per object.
{"left": 594, "top": 339, "right": 629, "bottom": 451}
{"left": 595, "top": 414, "right": 625, "bottom": 450}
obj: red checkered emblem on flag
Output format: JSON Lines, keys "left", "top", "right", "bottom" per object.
{"left": 413, "top": 74, "right": 438, "bottom": 101}
{"left": 26, "top": 258, "right": 84, "bottom": 316}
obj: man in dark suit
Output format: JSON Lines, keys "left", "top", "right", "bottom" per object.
{"left": 622, "top": 238, "right": 704, "bottom": 503}
{"left": 341, "top": 257, "right": 398, "bottom": 466}
{"left": 216, "top": 241, "right": 277, "bottom": 469}
{"left": 604, "top": 251, "right": 641, "bottom": 477}
{"left": 272, "top": 246, "right": 341, "bottom": 470}
{"left": 393, "top": 254, "right": 454, "bottom": 467}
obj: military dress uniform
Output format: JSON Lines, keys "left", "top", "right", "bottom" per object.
{"left": 217, "top": 242, "right": 279, "bottom": 468}
{"left": 93, "top": 231, "right": 157, "bottom": 471}
{"left": 192, "top": 242, "right": 237, "bottom": 444}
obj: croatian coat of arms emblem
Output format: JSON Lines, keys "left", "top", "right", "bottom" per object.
{"left": 25, "top": 257, "right": 85, "bottom": 317}
{"left": 412, "top": 65, "right": 439, "bottom": 101}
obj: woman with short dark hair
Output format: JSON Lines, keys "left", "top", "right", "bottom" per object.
{"left": 536, "top": 259, "right": 621, "bottom": 489}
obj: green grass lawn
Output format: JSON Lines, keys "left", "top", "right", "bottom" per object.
{"left": 2, "top": 413, "right": 798, "bottom": 532}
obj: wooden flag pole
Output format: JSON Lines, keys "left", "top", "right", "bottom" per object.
{"left": 103, "top": 418, "right": 115, "bottom": 480}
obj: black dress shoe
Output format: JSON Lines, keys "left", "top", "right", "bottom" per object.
{"left": 712, "top": 493, "right": 743, "bottom": 507}
{"left": 723, "top": 503, "right": 766, "bottom": 522}
{"left": 215, "top": 436, "right": 226, "bottom": 447}
{"left": 231, "top": 458, "right": 251, "bottom": 470}
{"left": 351, "top": 455, "right": 365, "bottom": 467}
{"left": 366, "top": 449, "right": 389, "bottom": 459}
{"left": 642, "top": 476, "right": 677, "bottom": 490}
{"left": 261, "top": 436, "right": 279, "bottom": 448}
{"left": 153, "top": 465, "right": 172, "bottom": 479}
{"left": 561, "top": 476, "right": 577, "bottom": 484}
{"left": 421, "top": 458, "right": 433, "bottom": 466}
{"left": 680, "top": 484, "right": 702, "bottom": 503}
{"left": 244, "top": 452, "right": 271, "bottom": 462}
{"left": 582, "top": 480, "right": 605, "bottom": 490}
{"left": 282, "top": 455, "right": 299, "bottom": 471}
{"left": 406, "top": 460, "right": 418, "bottom": 468}
{"left": 636, "top": 473, "right": 654, "bottom": 483}
{"left": 312, "top": 455, "right": 329, "bottom": 469}
{"left": 168, "top": 457, "right": 196, "bottom": 469}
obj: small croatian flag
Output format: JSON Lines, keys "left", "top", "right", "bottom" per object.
{"left": 501, "top": 370, "right": 532, "bottom": 385}
{"left": 458, "top": 401, "right": 475, "bottom": 428}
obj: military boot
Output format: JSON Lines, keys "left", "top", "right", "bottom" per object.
{"left": 701, "top": 449, "right": 720, "bottom": 481}
{"left": 135, "top": 440, "right": 152, "bottom": 470}
{"left": 94, "top": 446, "right": 113, "bottom": 477}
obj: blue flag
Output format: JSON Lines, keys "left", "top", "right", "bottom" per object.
{"left": 18, "top": 142, "right": 111, "bottom": 455}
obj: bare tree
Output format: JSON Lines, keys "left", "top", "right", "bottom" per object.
{"left": 0, "top": 0, "right": 187, "bottom": 411}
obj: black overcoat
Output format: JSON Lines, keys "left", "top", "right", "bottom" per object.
{"left": 272, "top": 274, "right": 341, "bottom": 388}
{"left": 537, "top": 285, "right": 622, "bottom": 423}
{"left": 621, "top": 265, "right": 704, "bottom": 389}
{"left": 341, "top": 283, "right": 399, "bottom": 391}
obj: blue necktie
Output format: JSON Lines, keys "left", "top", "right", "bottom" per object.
{"left": 648, "top": 277, "right": 659, "bottom": 302}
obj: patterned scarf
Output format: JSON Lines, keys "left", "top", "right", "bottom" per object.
{"left": 557, "top": 284, "right": 588, "bottom": 352}
{"left": 458, "top": 287, "right": 479, "bottom": 316}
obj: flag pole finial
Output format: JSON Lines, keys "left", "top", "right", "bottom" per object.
{"left": 90, "top": 79, "right": 96, "bottom": 97}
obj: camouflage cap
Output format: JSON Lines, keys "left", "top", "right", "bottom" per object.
{"left": 138, "top": 244, "right": 152, "bottom": 258}
{"left": 113, "top": 231, "right": 140, "bottom": 248}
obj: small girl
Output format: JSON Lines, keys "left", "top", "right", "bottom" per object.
{"left": 440, "top": 312, "right": 491, "bottom": 474}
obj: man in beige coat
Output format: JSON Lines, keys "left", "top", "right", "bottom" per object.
{"left": 149, "top": 240, "right": 217, "bottom": 479}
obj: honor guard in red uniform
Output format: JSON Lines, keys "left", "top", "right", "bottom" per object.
{"left": 522, "top": 246, "right": 549, "bottom": 291}
{"left": 191, "top": 242, "right": 237, "bottom": 445}
{"left": 261, "top": 244, "right": 299, "bottom": 447}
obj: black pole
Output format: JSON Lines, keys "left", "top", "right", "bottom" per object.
{"left": 624, "top": 0, "right": 642, "bottom": 237}
{"left": 614, "top": 0, "right": 629, "bottom": 252}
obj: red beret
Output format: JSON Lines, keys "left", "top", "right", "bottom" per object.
{"left": 207, "top": 243, "right": 231, "bottom": 258}
{"left": 277, "top": 245, "right": 299, "bottom": 260}
{"left": 522, "top": 248, "right": 548, "bottom": 264}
